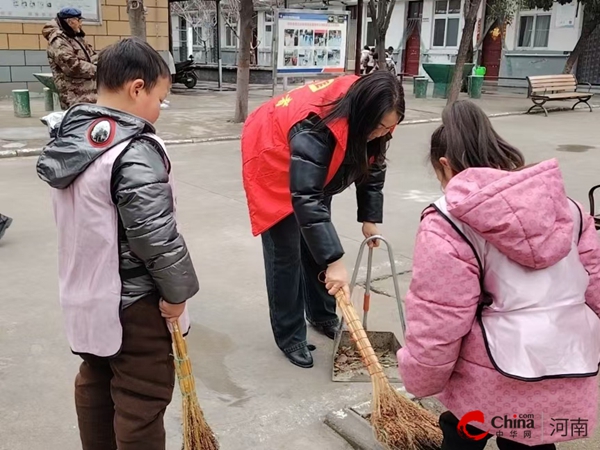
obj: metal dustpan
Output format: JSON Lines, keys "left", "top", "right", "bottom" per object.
{"left": 332, "top": 235, "right": 406, "bottom": 382}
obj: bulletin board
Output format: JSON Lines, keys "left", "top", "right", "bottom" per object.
{"left": 0, "top": 0, "right": 101, "bottom": 22}
{"left": 274, "top": 9, "right": 349, "bottom": 75}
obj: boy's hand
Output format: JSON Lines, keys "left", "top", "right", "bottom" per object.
{"left": 159, "top": 299, "right": 186, "bottom": 324}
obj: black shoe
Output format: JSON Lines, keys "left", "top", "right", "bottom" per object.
{"left": 285, "top": 346, "right": 314, "bottom": 368}
{"left": 310, "top": 321, "right": 339, "bottom": 340}
{"left": 0, "top": 216, "right": 12, "bottom": 240}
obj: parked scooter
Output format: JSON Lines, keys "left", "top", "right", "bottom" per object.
{"left": 173, "top": 55, "right": 198, "bottom": 89}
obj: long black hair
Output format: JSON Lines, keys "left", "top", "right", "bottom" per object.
{"left": 316, "top": 71, "right": 405, "bottom": 180}
{"left": 430, "top": 100, "right": 525, "bottom": 174}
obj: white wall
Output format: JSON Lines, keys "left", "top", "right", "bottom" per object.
{"left": 386, "top": 3, "right": 407, "bottom": 50}
{"left": 419, "top": 0, "right": 484, "bottom": 65}
{"left": 504, "top": 2, "right": 582, "bottom": 52}
{"left": 172, "top": 15, "right": 180, "bottom": 49}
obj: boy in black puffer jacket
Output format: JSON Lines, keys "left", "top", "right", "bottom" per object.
{"left": 37, "top": 38, "right": 198, "bottom": 450}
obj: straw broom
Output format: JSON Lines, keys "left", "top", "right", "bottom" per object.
{"left": 334, "top": 290, "right": 443, "bottom": 450}
{"left": 171, "top": 321, "right": 220, "bottom": 450}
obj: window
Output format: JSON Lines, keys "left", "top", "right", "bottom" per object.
{"left": 192, "top": 27, "right": 203, "bottom": 45}
{"left": 264, "top": 11, "right": 274, "bottom": 46}
{"left": 225, "top": 25, "right": 238, "bottom": 47}
{"left": 433, "top": 0, "right": 461, "bottom": 47}
{"left": 518, "top": 14, "right": 550, "bottom": 48}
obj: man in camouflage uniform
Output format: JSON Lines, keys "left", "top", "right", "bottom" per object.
{"left": 42, "top": 7, "right": 97, "bottom": 110}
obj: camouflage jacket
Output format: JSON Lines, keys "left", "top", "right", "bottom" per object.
{"left": 42, "top": 18, "right": 97, "bottom": 110}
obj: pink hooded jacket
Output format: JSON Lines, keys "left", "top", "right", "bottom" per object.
{"left": 398, "top": 159, "right": 600, "bottom": 445}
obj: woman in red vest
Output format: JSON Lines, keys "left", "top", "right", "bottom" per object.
{"left": 242, "top": 71, "right": 405, "bottom": 368}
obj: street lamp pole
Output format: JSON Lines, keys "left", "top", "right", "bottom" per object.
{"left": 216, "top": 0, "right": 223, "bottom": 89}
{"left": 355, "top": 0, "right": 363, "bottom": 76}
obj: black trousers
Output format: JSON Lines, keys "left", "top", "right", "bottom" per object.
{"left": 261, "top": 212, "right": 339, "bottom": 354}
{"left": 440, "top": 411, "right": 556, "bottom": 450}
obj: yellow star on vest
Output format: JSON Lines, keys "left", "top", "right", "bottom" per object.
{"left": 276, "top": 95, "right": 292, "bottom": 107}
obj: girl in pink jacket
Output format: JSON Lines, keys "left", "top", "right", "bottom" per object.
{"left": 397, "top": 101, "right": 600, "bottom": 450}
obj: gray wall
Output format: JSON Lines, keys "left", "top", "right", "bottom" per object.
{"left": 0, "top": 50, "right": 51, "bottom": 98}
{"left": 498, "top": 51, "right": 570, "bottom": 88}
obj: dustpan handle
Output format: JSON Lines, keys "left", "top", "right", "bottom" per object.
{"left": 349, "top": 235, "right": 407, "bottom": 341}
{"left": 363, "top": 245, "right": 373, "bottom": 330}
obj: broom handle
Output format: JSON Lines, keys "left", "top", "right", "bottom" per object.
{"left": 171, "top": 321, "right": 197, "bottom": 396}
{"left": 334, "top": 289, "right": 385, "bottom": 378}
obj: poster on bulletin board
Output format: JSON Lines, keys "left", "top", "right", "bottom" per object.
{"left": 274, "top": 9, "right": 349, "bottom": 75}
{"left": 0, "top": 0, "right": 101, "bottom": 22}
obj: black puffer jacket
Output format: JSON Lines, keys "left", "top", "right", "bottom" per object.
{"left": 289, "top": 114, "right": 387, "bottom": 266}
{"left": 37, "top": 105, "right": 199, "bottom": 308}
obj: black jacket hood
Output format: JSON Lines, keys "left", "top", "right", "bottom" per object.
{"left": 37, "top": 104, "right": 155, "bottom": 189}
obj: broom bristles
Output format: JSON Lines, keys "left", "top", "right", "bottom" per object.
{"left": 182, "top": 396, "right": 219, "bottom": 450}
{"left": 172, "top": 322, "right": 220, "bottom": 450}
{"left": 372, "top": 376, "right": 442, "bottom": 450}
{"left": 335, "top": 290, "right": 443, "bottom": 450}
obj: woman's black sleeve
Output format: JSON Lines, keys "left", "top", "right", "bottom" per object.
{"left": 355, "top": 137, "right": 389, "bottom": 223}
{"left": 289, "top": 119, "right": 344, "bottom": 266}
{"left": 356, "top": 161, "right": 386, "bottom": 223}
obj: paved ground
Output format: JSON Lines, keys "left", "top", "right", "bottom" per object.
{"left": 2, "top": 81, "right": 598, "bottom": 154}
{"left": 1, "top": 110, "right": 599, "bottom": 450}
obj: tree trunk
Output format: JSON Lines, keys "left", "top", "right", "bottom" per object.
{"left": 127, "top": 0, "right": 147, "bottom": 41}
{"left": 234, "top": 0, "right": 254, "bottom": 123}
{"left": 563, "top": 21, "right": 598, "bottom": 74}
{"left": 447, "top": 0, "right": 483, "bottom": 104}
{"left": 373, "top": 0, "right": 397, "bottom": 69}
{"left": 376, "top": 31, "right": 386, "bottom": 68}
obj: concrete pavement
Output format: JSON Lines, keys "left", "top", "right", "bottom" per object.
{"left": 1, "top": 110, "right": 600, "bottom": 449}
{"left": 1, "top": 82, "right": 598, "bottom": 156}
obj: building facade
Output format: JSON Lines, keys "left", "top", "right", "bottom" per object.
{"left": 498, "top": 1, "right": 583, "bottom": 84}
{"left": 0, "top": 0, "right": 170, "bottom": 97}
{"left": 168, "top": 0, "right": 593, "bottom": 84}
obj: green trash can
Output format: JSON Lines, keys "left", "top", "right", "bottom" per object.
{"left": 43, "top": 87, "right": 54, "bottom": 111}
{"left": 413, "top": 76, "right": 425, "bottom": 92}
{"left": 414, "top": 77, "right": 428, "bottom": 99}
{"left": 12, "top": 89, "right": 31, "bottom": 118}
{"left": 468, "top": 75, "right": 484, "bottom": 99}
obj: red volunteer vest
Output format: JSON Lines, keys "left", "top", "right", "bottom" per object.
{"left": 241, "top": 75, "right": 359, "bottom": 236}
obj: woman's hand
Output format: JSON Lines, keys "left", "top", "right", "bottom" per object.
{"left": 325, "top": 259, "right": 351, "bottom": 299}
{"left": 362, "top": 222, "right": 381, "bottom": 248}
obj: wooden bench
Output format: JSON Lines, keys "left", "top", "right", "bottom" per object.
{"left": 526, "top": 74, "right": 594, "bottom": 116}
{"left": 589, "top": 185, "right": 600, "bottom": 231}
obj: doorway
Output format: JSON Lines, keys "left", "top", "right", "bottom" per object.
{"left": 403, "top": 1, "right": 423, "bottom": 75}
{"left": 480, "top": 20, "right": 502, "bottom": 80}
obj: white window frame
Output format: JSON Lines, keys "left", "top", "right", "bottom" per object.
{"left": 516, "top": 12, "right": 551, "bottom": 49}
{"left": 192, "top": 26, "right": 203, "bottom": 46}
{"left": 432, "top": 0, "right": 462, "bottom": 48}
{"left": 224, "top": 22, "right": 239, "bottom": 48}
{"left": 264, "top": 10, "right": 274, "bottom": 48}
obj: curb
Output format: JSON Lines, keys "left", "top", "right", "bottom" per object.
{"left": 0, "top": 134, "right": 243, "bottom": 159}
{"left": 324, "top": 389, "right": 446, "bottom": 450}
{"left": 1, "top": 105, "right": 598, "bottom": 160}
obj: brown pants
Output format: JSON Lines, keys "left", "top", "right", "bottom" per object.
{"left": 74, "top": 295, "right": 175, "bottom": 450}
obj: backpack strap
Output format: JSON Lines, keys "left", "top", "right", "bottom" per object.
{"left": 568, "top": 198, "right": 583, "bottom": 244}
{"left": 424, "top": 199, "right": 492, "bottom": 309}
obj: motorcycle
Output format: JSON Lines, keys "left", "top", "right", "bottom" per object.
{"left": 173, "top": 55, "right": 198, "bottom": 89}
